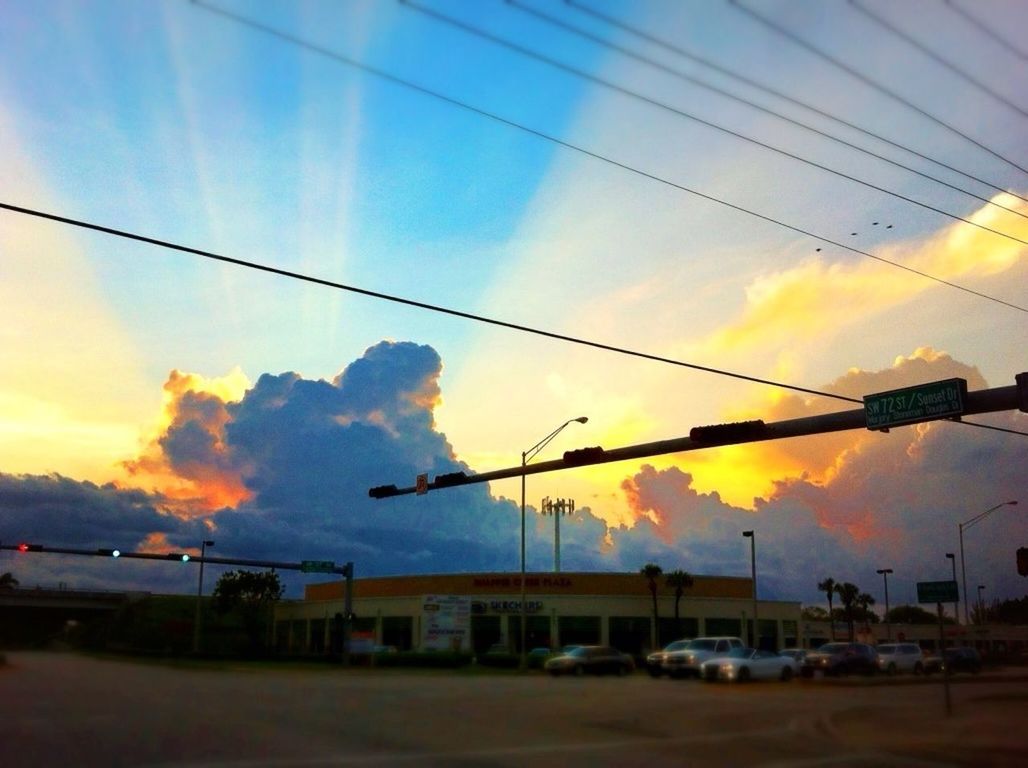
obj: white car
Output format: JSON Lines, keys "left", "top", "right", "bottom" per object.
{"left": 699, "top": 647, "right": 797, "bottom": 682}
{"left": 876, "top": 643, "right": 924, "bottom": 675}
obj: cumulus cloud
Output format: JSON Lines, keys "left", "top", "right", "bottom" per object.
{"left": 2, "top": 341, "right": 1024, "bottom": 608}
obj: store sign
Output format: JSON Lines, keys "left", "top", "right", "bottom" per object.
{"left": 472, "top": 576, "right": 573, "bottom": 588}
{"left": 488, "top": 600, "right": 543, "bottom": 614}
{"left": 421, "top": 595, "right": 471, "bottom": 652}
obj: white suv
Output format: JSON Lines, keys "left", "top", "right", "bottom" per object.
{"left": 663, "top": 636, "right": 744, "bottom": 679}
{"left": 876, "top": 643, "right": 924, "bottom": 675}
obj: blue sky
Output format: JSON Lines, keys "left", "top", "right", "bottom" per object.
{"left": 2, "top": 0, "right": 1027, "bottom": 609}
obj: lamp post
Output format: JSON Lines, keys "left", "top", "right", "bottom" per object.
{"left": 959, "top": 500, "right": 1017, "bottom": 625}
{"left": 977, "top": 585, "right": 986, "bottom": 625}
{"left": 876, "top": 568, "right": 893, "bottom": 641}
{"left": 192, "top": 539, "right": 215, "bottom": 654}
{"left": 521, "top": 417, "right": 587, "bottom": 671}
{"left": 742, "top": 531, "right": 757, "bottom": 648}
{"left": 945, "top": 553, "right": 958, "bottom": 622}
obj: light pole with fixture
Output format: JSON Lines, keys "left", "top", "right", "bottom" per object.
{"left": 742, "top": 531, "right": 757, "bottom": 648}
{"left": 193, "top": 539, "right": 215, "bottom": 654}
{"left": 945, "top": 553, "right": 958, "bottom": 622}
{"left": 876, "top": 568, "right": 893, "bottom": 641}
{"left": 520, "top": 417, "right": 587, "bottom": 670}
{"left": 959, "top": 500, "right": 1017, "bottom": 625}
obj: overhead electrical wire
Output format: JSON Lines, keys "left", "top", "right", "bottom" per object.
{"left": 849, "top": 0, "right": 1028, "bottom": 119}
{"left": 564, "top": 0, "right": 1028, "bottom": 207}
{"left": 505, "top": 0, "right": 1028, "bottom": 223}
{"left": 188, "top": 0, "right": 1026, "bottom": 314}
{"left": 726, "top": 0, "right": 1028, "bottom": 178}
{"left": 7, "top": 201, "right": 1027, "bottom": 439}
{"left": 401, "top": 0, "right": 1028, "bottom": 249}
{"left": 944, "top": 0, "right": 1028, "bottom": 64}
{"left": 6, "top": 201, "right": 1026, "bottom": 438}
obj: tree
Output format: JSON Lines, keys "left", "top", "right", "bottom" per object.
{"left": 665, "top": 569, "right": 694, "bottom": 638}
{"left": 640, "top": 563, "right": 663, "bottom": 650}
{"left": 856, "top": 592, "right": 877, "bottom": 624}
{"left": 0, "top": 572, "right": 18, "bottom": 590}
{"left": 834, "top": 582, "right": 860, "bottom": 641}
{"left": 212, "top": 570, "right": 284, "bottom": 652}
{"left": 817, "top": 577, "right": 837, "bottom": 640}
{"left": 885, "top": 605, "right": 955, "bottom": 625}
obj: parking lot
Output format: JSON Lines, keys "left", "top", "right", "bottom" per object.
{"left": 2, "top": 652, "right": 1026, "bottom": 767}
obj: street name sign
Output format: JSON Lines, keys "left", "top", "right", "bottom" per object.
{"left": 917, "top": 580, "right": 958, "bottom": 604}
{"left": 301, "top": 560, "right": 336, "bottom": 574}
{"left": 864, "top": 378, "right": 967, "bottom": 430}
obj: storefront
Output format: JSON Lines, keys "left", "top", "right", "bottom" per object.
{"left": 274, "top": 571, "right": 802, "bottom": 656}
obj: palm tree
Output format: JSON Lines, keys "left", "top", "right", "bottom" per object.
{"left": 640, "top": 563, "right": 663, "bottom": 650}
{"left": 0, "top": 572, "right": 19, "bottom": 590}
{"left": 665, "top": 569, "right": 694, "bottom": 638}
{"left": 817, "top": 577, "right": 837, "bottom": 640}
{"left": 834, "top": 582, "right": 861, "bottom": 641}
{"left": 857, "top": 592, "right": 876, "bottom": 625}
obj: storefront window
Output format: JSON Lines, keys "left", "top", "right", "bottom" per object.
{"left": 705, "top": 618, "right": 742, "bottom": 637}
{"left": 558, "top": 616, "right": 600, "bottom": 648}
{"left": 382, "top": 616, "right": 413, "bottom": 651}
{"left": 609, "top": 616, "right": 650, "bottom": 654}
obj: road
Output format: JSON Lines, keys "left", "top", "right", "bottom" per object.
{"left": 1, "top": 653, "right": 1026, "bottom": 767}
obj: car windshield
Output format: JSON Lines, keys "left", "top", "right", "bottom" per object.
{"left": 689, "top": 639, "right": 718, "bottom": 651}
{"left": 815, "top": 643, "right": 849, "bottom": 654}
{"left": 877, "top": 645, "right": 898, "bottom": 655}
{"left": 664, "top": 640, "right": 691, "bottom": 652}
{"left": 723, "top": 647, "right": 754, "bottom": 659}
{"left": 568, "top": 647, "right": 592, "bottom": 657}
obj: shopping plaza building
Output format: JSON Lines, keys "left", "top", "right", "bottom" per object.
{"left": 273, "top": 571, "right": 802, "bottom": 656}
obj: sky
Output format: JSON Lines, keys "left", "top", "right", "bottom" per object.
{"left": 1, "top": 0, "right": 1027, "bottom": 612}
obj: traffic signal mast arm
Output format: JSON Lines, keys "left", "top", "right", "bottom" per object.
{"left": 369, "top": 378, "right": 1025, "bottom": 499}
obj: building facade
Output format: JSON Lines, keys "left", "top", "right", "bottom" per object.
{"left": 273, "top": 571, "right": 802, "bottom": 656}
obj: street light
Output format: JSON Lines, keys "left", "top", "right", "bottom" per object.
{"left": 876, "top": 568, "right": 893, "bottom": 641}
{"left": 977, "top": 585, "right": 986, "bottom": 625}
{"left": 945, "top": 553, "right": 958, "bottom": 622}
{"left": 742, "top": 531, "right": 757, "bottom": 648}
{"left": 959, "top": 500, "right": 1017, "bottom": 625}
{"left": 520, "top": 417, "right": 587, "bottom": 671}
{"left": 192, "top": 539, "right": 215, "bottom": 654}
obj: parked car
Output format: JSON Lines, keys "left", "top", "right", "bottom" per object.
{"left": 663, "top": 637, "right": 745, "bottom": 679}
{"left": 700, "top": 647, "right": 798, "bottom": 682}
{"left": 876, "top": 643, "right": 924, "bottom": 675}
{"left": 923, "top": 647, "right": 982, "bottom": 675}
{"left": 527, "top": 647, "right": 552, "bottom": 668}
{"left": 645, "top": 639, "right": 692, "bottom": 678}
{"left": 801, "top": 642, "right": 878, "bottom": 677}
{"left": 545, "top": 645, "right": 635, "bottom": 677}
{"left": 778, "top": 648, "right": 806, "bottom": 675}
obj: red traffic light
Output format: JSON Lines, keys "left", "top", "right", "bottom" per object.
{"left": 18, "top": 543, "right": 29, "bottom": 552}
{"left": 17, "top": 543, "right": 42, "bottom": 552}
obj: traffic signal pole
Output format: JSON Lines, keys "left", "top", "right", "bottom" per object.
{"left": 370, "top": 378, "right": 1025, "bottom": 498}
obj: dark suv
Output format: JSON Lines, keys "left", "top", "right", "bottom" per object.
{"left": 801, "top": 642, "right": 878, "bottom": 677}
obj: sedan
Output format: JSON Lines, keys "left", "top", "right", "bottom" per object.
{"left": 699, "top": 647, "right": 797, "bottom": 682}
{"left": 545, "top": 645, "right": 635, "bottom": 677}
{"left": 801, "top": 642, "right": 878, "bottom": 677}
{"left": 923, "top": 647, "right": 982, "bottom": 675}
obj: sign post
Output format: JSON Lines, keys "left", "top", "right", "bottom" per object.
{"left": 919, "top": 580, "right": 957, "bottom": 717}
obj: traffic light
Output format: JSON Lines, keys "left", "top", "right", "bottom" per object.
{"left": 562, "top": 447, "right": 606, "bottom": 466}
{"left": 689, "top": 420, "right": 767, "bottom": 445}
{"left": 434, "top": 471, "right": 468, "bottom": 488}
{"left": 1017, "top": 547, "right": 1028, "bottom": 577}
{"left": 166, "top": 553, "right": 190, "bottom": 562}
{"left": 97, "top": 548, "right": 121, "bottom": 557}
{"left": 369, "top": 484, "right": 399, "bottom": 499}
{"left": 17, "top": 543, "right": 43, "bottom": 552}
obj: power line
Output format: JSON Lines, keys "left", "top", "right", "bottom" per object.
{"left": 506, "top": 0, "right": 1028, "bottom": 224}
{"left": 188, "top": 0, "right": 1027, "bottom": 313}
{"left": 849, "top": 0, "right": 1028, "bottom": 119}
{"left": 564, "top": 0, "right": 1028, "bottom": 208}
{"left": 944, "top": 0, "right": 1028, "bottom": 64}
{"left": 727, "top": 0, "right": 1028, "bottom": 178}
{"left": 8, "top": 201, "right": 1025, "bottom": 442}
{"left": 402, "top": 0, "right": 1028, "bottom": 249}
{"left": 0, "top": 201, "right": 861, "bottom": 405}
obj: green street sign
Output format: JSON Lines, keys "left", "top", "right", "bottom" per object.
{"left": 917, "top": 580, "right": 959, "bottom": 604}
{"left": 301, "top": 560, "right": 336, "bottom": 574}
{"left": 864, "top": 378, "right": 967, "bottom": 430}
